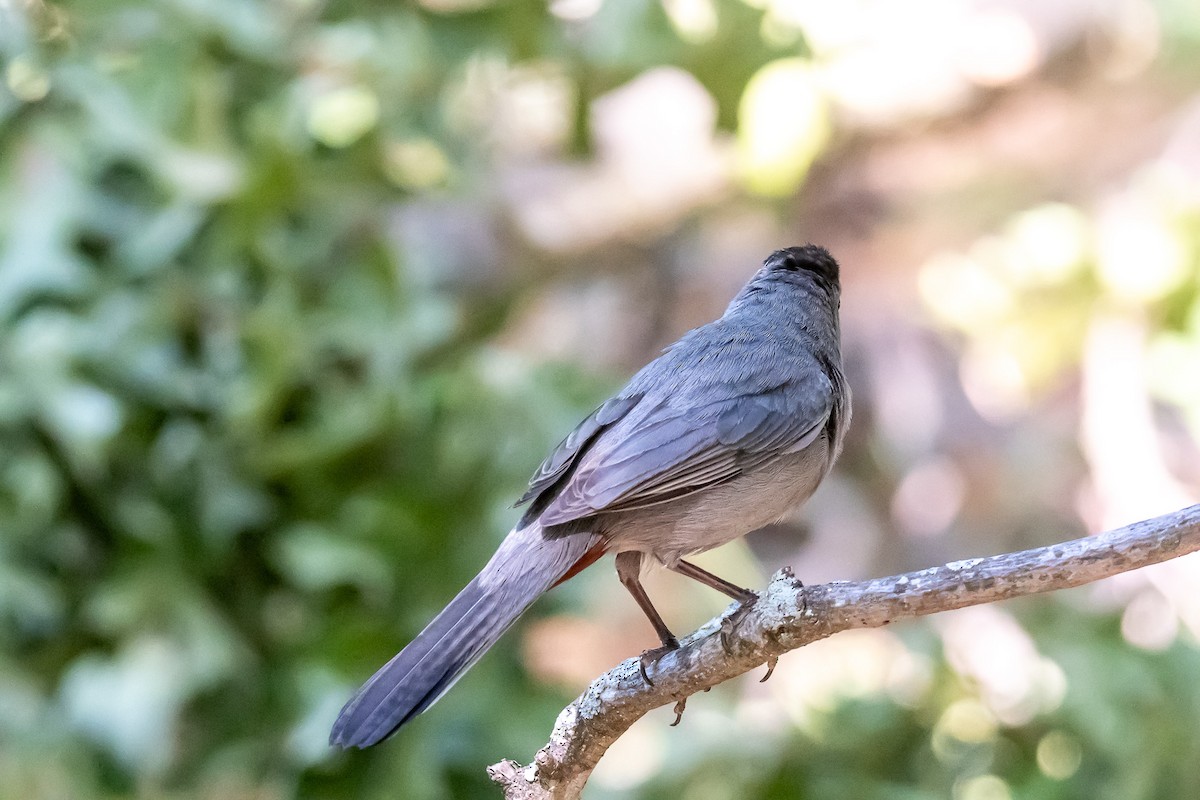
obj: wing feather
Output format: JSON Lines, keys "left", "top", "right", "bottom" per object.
{"left": 514, "top": 393, "right": 643, "bottom": 510}
{"left": 538, "top": 371, "right": 833, "bottom": 526}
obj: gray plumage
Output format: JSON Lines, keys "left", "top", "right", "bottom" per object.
{"left": 330, "top": 244, "right": 850, "bottom": 748}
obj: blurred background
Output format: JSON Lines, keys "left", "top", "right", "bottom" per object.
{"left": 2, "top": 0, "right": 1200, "bottom": 798}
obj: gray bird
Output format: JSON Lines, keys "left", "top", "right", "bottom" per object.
{"left": 330, "top": 244, "right": 851, "bottom": 748}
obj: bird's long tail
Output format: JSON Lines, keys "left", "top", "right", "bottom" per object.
{"left": 329, "top": 523, "right": 602, "bottom": 748}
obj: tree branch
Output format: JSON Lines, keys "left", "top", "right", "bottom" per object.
{"left": 488, "top": 504, "right": 1200, "bottom": 799}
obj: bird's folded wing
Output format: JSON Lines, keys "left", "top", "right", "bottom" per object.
{"left": 514, "top": 393, "right": 644, "bottom": 509}
{"left": 538, "top": 372, "right": 833, "bottom": 525}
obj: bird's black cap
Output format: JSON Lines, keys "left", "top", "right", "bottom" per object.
{"left": 764, "top": 245, "right": 839, "bottom": 285}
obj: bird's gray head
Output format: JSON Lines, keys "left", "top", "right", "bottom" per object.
{"left": 762, "top": 245, "right": 839, "bottom": 289}
{"left": 725, "top": 244, "right": 843, "bottom": 322}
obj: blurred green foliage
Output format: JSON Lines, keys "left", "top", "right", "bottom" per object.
{"left": 2, "top": 1, "right": 1200, "bottom": 799}
{"left": 0, "top": 1, "right": 629, "bottom": 796}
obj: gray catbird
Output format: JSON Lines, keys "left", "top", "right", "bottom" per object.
{"left": 330, "top": 244, "right": 850, "bottom": 748}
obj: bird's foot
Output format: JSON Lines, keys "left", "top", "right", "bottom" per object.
{"left": 718, "top": 592, "right": 759, "bottom": 654}
{"left": 638, "top": 637, "right": 680, "bottom": 686}
{"left": 669, "top": 696, "right": 688, "bottom": 727}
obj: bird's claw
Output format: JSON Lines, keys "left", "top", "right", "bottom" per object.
{"left": 760, "top": 655, "right": 779, "bottom": 683}
{"left": 638, "top": 638, "right": 680, "bottom": 686}
{"left": 669, "top": 696, "right": 688, "bottom": 726}
{"left": 718, "top": 593, "right": 759, "bottom": 654}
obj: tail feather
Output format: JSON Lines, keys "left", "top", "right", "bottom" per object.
{"left": 330, "top": 525, "right": 600, "bottom": 748}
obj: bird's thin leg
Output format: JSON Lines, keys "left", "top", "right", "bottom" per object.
{"left": 615, "top": 551, "right": 679, "bottom": 686}
{"left": 670, "top": 559, "right": 760, "bottom": 657}
{"left": 669, "top": 559, "right": 757, "bottom": 603}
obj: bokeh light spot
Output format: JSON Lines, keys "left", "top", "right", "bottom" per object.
{"left": 736, "top": 59, "right": 829, "bottom": 197}
{"left": 663, "top": 0, "right": 719, "bottom": 43}
{"left": 550, "top": 0, "right": 602, "bottom": 20}
{"left": 891, "top": 455, "right": 966, "bottom": 538}
{"left": 1037, "top": 730, "right": 1083, "bottom": 780}
{"left": 1002, "top": 203, "right": 1090, "bottom": 285}
{"left": 918, "top": 252, "right": 1014, "bottom": 332}
{"left": 1096, "top": 207, "right": 1189, "bottom": 303}
{"left": 1121, "top": 588, "right": 1178, "bottom": 650}
{"left": 954, "top": 774, "right": 1012, "bottom": 800}
{"left": 307, "top": 86, "right": 380, "bottom": 148}
{"left": 6, "top": 56, "right": 51, "bottom": 102}
{"left": 590, "top": 718, "right": 666, "bottom": 790}
{"left": 938, "top": 699, "right": 997, "bottom": 744}
{"left": 956, "top": 9, "right": 1041, "bottom": 87}
{"left": 959, "top": 338, "right": 1031, "bottom": 422}
{"left": 384, "top": 139, "right": 451, "bottom": 189}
